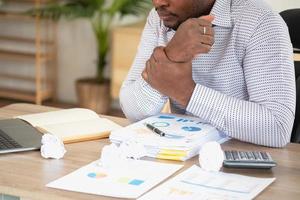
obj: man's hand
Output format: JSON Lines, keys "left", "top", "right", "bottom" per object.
{"left": 142, "top": 47, "right": 196, "bottom": 108}
{"left": 165, "top": 15, "right": 215, "bottom": 63}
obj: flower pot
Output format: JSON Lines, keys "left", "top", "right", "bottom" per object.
{"left": 76, "top": 78, "right": 110, "bottom": 114}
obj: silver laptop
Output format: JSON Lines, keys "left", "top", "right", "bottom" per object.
{"left": 0, "top": 119, "right": 42, "bottom": 154}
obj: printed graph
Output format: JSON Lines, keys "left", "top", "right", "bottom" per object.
{"left": 147, "top": 115, "right": 205, "bottom": 138}
{"left": 87, "top": 172, "right": 145, "bottom": 186}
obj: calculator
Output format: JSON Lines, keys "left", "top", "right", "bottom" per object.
{"left": 223, "top": 150, "right": 277, "bottom": 169}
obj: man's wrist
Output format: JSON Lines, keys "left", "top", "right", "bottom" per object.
{"left": 179, "top": 82, "right": 196, "bottom": 108}
{"left": 164, "top": 46, "right": 192, "bottom": 63}
{"left": 153, "top": 46, "right": 179, "bottom": 63}
{"left": 164, "top": 46, "right": 177, "bottom": 62}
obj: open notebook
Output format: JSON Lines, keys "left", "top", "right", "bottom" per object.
{"left": 17, "top": 108, "right": 122, "bottom": 143}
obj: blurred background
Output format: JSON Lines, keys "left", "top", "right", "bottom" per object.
{"left": 0, "top": 0, "right": 299, "bottom": 118}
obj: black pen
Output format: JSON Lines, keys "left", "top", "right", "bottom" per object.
{"left": 145, "top": 123, "right": 166, "bottom": 137}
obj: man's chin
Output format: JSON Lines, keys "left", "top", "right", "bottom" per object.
{"left": 163, "top": 21, "right": 179, "bottom": 30}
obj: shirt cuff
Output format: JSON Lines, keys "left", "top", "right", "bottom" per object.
{"left": 137, "top": 75, "right": 168, "bottom": 105}
{"left": 186, "top": 84, "right": 227, "bottom": 129}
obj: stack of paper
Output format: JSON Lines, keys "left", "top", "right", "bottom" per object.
{"left": 110, "top": 114, "right": 229, "bottom": 161}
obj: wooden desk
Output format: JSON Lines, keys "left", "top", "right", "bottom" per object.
{"left": 295, "top": 53, "right": 300, "bottom": 62}
{"left": 1, "top": 104, "right": 300, "bottom": 200}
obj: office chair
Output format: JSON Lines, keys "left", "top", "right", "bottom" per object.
{"left": 292, "top": 77, "right": 300, "bottom": 142}
{"left": 280, "top": 9, "right": 300, "bottom": 143}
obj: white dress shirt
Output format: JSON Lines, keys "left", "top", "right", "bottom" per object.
{"left": 120, "top": 0, "right": 295, "bottom": 147}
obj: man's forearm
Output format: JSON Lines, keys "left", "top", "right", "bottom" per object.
{"left": 186, "top": 84, "right": 294, "bottom": 148}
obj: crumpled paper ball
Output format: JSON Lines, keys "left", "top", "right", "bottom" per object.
{"left": 99, "top": 143, "right": 124, "bottom": 168}
{"left": 119, "top": 140, "right": 147, "bottom": 160}
{"left": 99, "top": 141, "right": 146, "bottom": 169}
{"left": 199, "top": 141, "right": 224, "bottom": 172}
{"left": 40, "top": 133, "right": 66, "bottom": 159}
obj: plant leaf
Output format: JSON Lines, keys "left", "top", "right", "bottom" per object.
{"left": 28, "top": 0, "right": 99, "bottom": 20}
{"left": 108, "top": 0, "right": 151, "bottom": 17}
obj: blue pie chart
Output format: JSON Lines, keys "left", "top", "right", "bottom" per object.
{"left": 152, "top": 122, "right": 170, "bottom": 127}
{"left": 158, "top": 115, "right": 175, "bottom": 119}
{"left": 182, "top": 126, "right": 201, "bottom": 132}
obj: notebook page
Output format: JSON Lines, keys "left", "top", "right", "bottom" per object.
{"left": 17, "top": 108, "right": 99, "bottom": 127}
{"left": 39, "top": 118, "right": 122, "bottom": 142}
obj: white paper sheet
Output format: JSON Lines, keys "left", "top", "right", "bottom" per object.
{"left": 47, "top": 160, "right": 183, "bottom": 199}
{"left": 138, "top": 165, "right": 275, "bottom": 200}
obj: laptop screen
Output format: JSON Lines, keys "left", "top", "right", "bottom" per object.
{"left": 0, "top": 119, "right": 42, "bottom": 154}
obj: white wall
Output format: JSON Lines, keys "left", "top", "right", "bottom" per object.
{"left": 56, "top": 15, "right": 143, "bottom": 103}
{"left": 264, "top": 0, "right": 300, "bottom": 12}
{"left": 56, "top": 19, "right": 97, "bottom": 103}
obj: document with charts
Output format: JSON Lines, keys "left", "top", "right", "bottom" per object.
{"left": 110, "top": 113, "right": 229, "bottom": 161}
{"left": 47, "top": 160, "right": 183, "bottom": 199}
{"left": 138, "top": 165, "right": 275, "bottom": 200}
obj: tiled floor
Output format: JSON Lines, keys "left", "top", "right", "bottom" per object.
{"left": 0, "top": 98, "right": 125, "bottom": 118}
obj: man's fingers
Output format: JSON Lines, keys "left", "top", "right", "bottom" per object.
{"left": 142, "top": 60, "right": 152, "bottom": 83}
{"left": 142, "top": 70, "right": 148, "bottom": 81}
{"left": 199, "top": 35, "right": 215, "bottom": 46}
{"left": 199, "top": 25, "right": 214, "bottom": 36}
{"left": 149, "top": 55, "right": 156, "bottom": 71}
{"left": 194, "top": 15, "right": 214, "bottom": 27}
{"left": 199, "top": 15, "right": 214, "bottom": 22}
{"left": 153, "top": 46, "right": 168, "bottom": 62}
{"left": 194, "top": 43, "right": 212, "bottom": 54}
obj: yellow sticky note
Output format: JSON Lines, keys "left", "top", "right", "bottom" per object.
{"left": 156, "top": 154, "right": 185, "bottom": 161}
{"left": 159, "top": 149, "right": 187, "bottom": 156}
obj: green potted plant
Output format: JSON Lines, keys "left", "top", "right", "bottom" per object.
{"left": 33, "top": 0, "right": 151, "bottom": 113}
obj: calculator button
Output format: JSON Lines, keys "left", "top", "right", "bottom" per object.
{"left": 246, "top": 152, "right": 254, "bottom": 160}
{"left": 256, "top": 152, "right": 263, "bottom": 160}
{"left": 232, "top": 151, "right": 240, "bottom": 160}
{"left": 225, "top": 151, "right": 233, "bottom": 160}
{"left": 239, "top": 151, "right": 247, "bottom": 160}
{"left": 253, "top": 152, "right": 261, "bottom": 160}
{"left": 260, "top": 152, "right": 269, "bottom": 160}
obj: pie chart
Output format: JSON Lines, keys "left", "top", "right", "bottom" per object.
{"left": 158, "top": 115, "right": 175, "bottom": 119}
{"left": 182, "top": 126, "right": 201, "bottom": 132}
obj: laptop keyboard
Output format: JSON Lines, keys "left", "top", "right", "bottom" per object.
{"left": 0, "top": 129, "right": 22, "bottom": 150}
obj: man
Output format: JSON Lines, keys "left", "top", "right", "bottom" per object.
{"left": 120, "top": 0, "right": 295, "bottom": 147}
